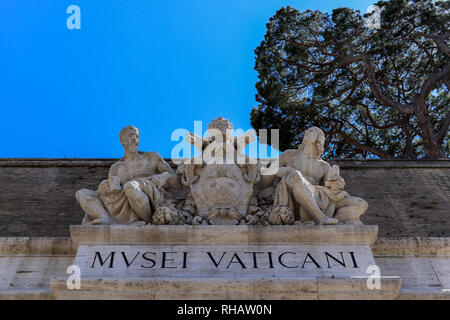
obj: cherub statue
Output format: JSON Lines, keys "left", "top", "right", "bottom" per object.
{"left": 259, "top": 127, "right": 368, "bottom": 225}
{"left": 177, "top": 117, "right": 259, "bottom": 224}
{"left": 75, "top": 126, "right": 181, "bottom": 225}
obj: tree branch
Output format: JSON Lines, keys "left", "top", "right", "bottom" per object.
{"left": 437, "top": 110, "right": 450, "bottom": 144}
{"left": 418, "top": 62, "right": 450, "bottom": 103}
{"left": 362, "top": 56, "right": 415, "bottom": 114}
{"left": 337, "top": 127, "right": 391, "bottom": 158}
{"left": 323, "top": 117, "right": 392, "bottom": 158}
{"left": 405, "top": 31, "right": 450, "bottom": 57}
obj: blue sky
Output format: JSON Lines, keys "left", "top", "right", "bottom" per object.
{"left": 0, "top": 0, "right": 374, "bottom": 158}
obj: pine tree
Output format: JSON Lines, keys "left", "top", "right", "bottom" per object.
{"left": 251, "top": 0, "right": 449, "bottom": 159}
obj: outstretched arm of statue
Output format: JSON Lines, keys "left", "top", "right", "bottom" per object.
{"left": 235, "top": 131, "right": 256, "bottom": 150}
{"left": 186, "top": 132, "right": 206, "bottom": 151}
{"left": 258, "top": 164, "right": 296, "bottom": 188}
{"left": 151, "top": 153, "right": 174, "bottom": 175}
{"left": 275, "top": 166, "right": 297, "bottom": 178}
{"left": 148, "top": 171, "right": 182, "bottom": 190}
{"left": 150, "top": 155, "right": 181, "bottom": 190}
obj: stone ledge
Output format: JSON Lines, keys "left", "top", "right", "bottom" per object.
{"left": 0, "top": 289, "right": 54, "bottom": 300}
{"left": 69, "top": 225, "right": 379, "bottom": 246}
{"left": 0, "top": 237, "right": 75, "bottom": 255}
{"left": 0, "top": 159, "right": 115, "bottom": 168}
{"left": 397, "top": 288, "right": 450, "bottom": 300}
{"left": 372, "top": 237, "right": 450, "bottom": 256}
{"left": 50, "top": 276, "right": 401, "bottom": 300}
{"left": 3, "top": 235, "right": 448, "bottom": 256}
{"left": 1, "top": 158, "right": 448, "bottom": 169}
{"left": 327, "top": 159, "right": 450, "bottom": 169}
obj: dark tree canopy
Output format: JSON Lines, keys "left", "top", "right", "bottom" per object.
{"left": 251, "top": 0, "right": 449, "bottom": 159}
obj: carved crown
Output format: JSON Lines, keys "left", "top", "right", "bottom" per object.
{"left": 208, "top": 116, "right": 233, "bottom": 134}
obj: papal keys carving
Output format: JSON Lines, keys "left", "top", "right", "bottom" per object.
{"left": 76, "top": 117, "right": 368, "bottom": 226}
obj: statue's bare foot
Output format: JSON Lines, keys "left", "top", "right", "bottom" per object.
{"left": 91, "top": 217, "right": 113, "bottom": 225}
{"left": 321, "top": 216, "right": 338, "bottom": 225}
{"left": 345, "top": 219, "right": 363, "bottom": 226}
{"left": 129, "top": 220, "right": 146, "bottom": 226}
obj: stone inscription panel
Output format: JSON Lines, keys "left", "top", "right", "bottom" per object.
{"left": 74, "top": 244, "right": 376, "bottom": 278}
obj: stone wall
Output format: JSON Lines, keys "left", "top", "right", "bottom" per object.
{"left": 0, "top": 236, "right": 449, "bottom": 299}
{"left": 0, "top": 159, "right": 448, "bottom": 237}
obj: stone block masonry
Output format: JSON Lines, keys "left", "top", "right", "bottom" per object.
{"left": 0, "top": 159, "right": 448, "bottom": 237}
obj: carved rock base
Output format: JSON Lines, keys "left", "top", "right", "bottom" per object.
{"left": 50, "top": 225, "right": 401, "bottom": 300}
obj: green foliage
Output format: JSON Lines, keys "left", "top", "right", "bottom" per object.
{"left": 252, "top": 0, "right": 449, "bottom": 159}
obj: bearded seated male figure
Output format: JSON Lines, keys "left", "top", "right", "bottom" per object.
{"left": 75, "top": 126, "right": 181, "bottom": 225}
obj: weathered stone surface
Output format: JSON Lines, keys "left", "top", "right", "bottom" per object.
{"left": 0, "top": 163, "right": 110, "bottom": 237}
{"left": 69, "top": 224, "right": 378, "bottom": 245}
{"left": 0, "top": 236, "right": 447, "bottom": 300}
{"left": 74, "top": 244, "right": 374, "bottom": 278}
{"left": 0, "top": 255, "right": 74, "bottom": 291}
{"left": 336, "top": 165, "right": 450, "bottom": 237}
{"left": 75, "top": 126, "right": 181, "bottom": 226}
{"left": 266, "top": 127, "right": 367, "bottom": 226}
{"left": 50, "top": 277, "right": 401, "bottom": 300}
{"left": 0, "top": 237, "right": 75, "bottom": 255}
{"left": 0, "top": 237, "right": 75, "bottom": 300}
{"left": 372, "top": 237, "right": 450, "bottom": 256}
{"left": 0, "top": 159, "right": 449, "bottom": 237}
{"left": 316, "top": 277, "right": 401, "bottom": 300}
{"left": 49, "top": 224, "right": 401, "bottom": 300}
{"left": 68, "top": 121, "right": 368, "bottom": 227}
{"left": 375, "top": 257, "right": 449, "bottom": 299}
{"left": 178, "top": 117, "right": 259, "bottom": 225}
{"left": 50, "top": 277, "right": 321, "bottom": 300}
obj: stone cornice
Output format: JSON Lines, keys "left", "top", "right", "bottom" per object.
{"left": 0, "top": 158, "right": 448, "bottom": 169}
